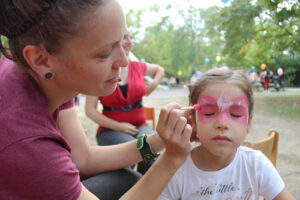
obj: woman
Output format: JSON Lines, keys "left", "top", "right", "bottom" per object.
{"left": 0, "top": 0, "right": 192, "bottom": 199}
{"left": 85, "top": 28, "right": 164, "bottom": 175}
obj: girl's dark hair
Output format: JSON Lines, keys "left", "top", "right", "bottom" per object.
{"left": 0, "top": 0, "right": 103, "bottom": 70}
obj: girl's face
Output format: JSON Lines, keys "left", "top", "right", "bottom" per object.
{"left": 50, "top": 0, "right": 128, "bottom": 96}
{"left": 193, "top": 82, "right": 252, "bottom": 158}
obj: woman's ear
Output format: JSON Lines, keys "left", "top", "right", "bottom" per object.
{"left": 22, "top": 45, "right": 52, "bottom": 79}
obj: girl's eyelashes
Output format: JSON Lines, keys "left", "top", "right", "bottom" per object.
{"left": 204, "top": 112, "right": 216, "bottom": 117}
{"left": 230, "top": 113, "right": 242, "bottom": 118}
{"left": 229, "top": 106, "right": 247, "bottom": 118}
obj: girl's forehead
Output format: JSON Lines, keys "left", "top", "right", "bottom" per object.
{"left": 198, "top": 82, "right": 245, "bottom": 100}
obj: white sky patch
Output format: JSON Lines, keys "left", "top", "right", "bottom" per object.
{"left": 119, "top": 0, "right": 223, "bottom": 11}
{"left": 119, "top": 0, "right": 224, "bottom": 40}
{"left": 119, "top": 0, "right": 224, "bottom": 26}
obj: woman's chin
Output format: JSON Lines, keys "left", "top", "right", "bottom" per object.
{"left": 98, "top": 84, "right": 117, "bottom": 96}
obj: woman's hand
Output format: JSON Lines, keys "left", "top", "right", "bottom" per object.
{"left": 117, "top": 122, "right": 139, "bottom": 136}
{"left": 187, "top": 110, "right": 199, "bottom": 142}
{"left": 156, "top": 103, "right": 193, "bottom": 166}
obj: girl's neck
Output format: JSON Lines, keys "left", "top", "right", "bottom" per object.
{"left": 191, "top": 145, "right": 236, "bottom": 171}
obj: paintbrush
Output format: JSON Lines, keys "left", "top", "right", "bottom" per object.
{"left": 180, "top": 104, "right": 201, "bottom": 110}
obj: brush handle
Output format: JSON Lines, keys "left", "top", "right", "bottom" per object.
{"left": 180, "top": 104, "right": 201, "bottom": 110}
{"left": 180, "top": 106, "right": 194, "bottom": 110}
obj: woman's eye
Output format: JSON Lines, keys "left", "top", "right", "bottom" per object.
{"left": 98, "top": 49, "right": 113, "bottom": 59}
{"left": 99, "top": 52, "right": 111, "bottom": 59}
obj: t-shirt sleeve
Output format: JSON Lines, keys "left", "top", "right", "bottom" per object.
{"left": 256, "top": 151, "right": 285, "bottom": 200}
{"left": 0, "top": 136, "right": 82, "bottom": 200}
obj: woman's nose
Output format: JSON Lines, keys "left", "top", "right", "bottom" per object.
{"left": 113, "top": 45, "right": 128, "bottom": 69}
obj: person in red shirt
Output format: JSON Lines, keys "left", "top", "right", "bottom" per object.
{"left": 85, "top": 28, "right": 164, "bottom": 175}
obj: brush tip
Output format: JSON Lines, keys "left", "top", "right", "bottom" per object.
{"left": 193, "top": 104, "right": 201, "bottom": 110}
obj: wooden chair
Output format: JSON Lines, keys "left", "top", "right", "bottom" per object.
{"left": 242, "top": 130, "right": 279, "bottom": 166}
{"left": 144, "top": 107, "right": 155, "bottom": 130}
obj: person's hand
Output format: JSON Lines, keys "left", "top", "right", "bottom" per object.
{"left": 117, "top": 122, "right": 139, "bottom": 136}
{"left": 156, "top": 103, "right": 193, "bottom": 166}
{"left": 145, "top": 82, "right": 157, "bottom": 96}
{"left": 185, "top": 110, "right": 199, "bottom": 142}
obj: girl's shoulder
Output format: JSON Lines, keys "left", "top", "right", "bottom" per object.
{"left": 238, "top": 146, "right": 265, "bottom": 157}
{"left": 237, "top": 146, "right": 271, "bottom": 167}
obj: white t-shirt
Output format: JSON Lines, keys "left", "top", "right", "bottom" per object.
{"left": 158, "top": 146, "right": 284, "bottom": 200}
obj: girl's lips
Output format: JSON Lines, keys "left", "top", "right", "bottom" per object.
{"left": 213, "top": 136, "right": 231, "bottom": 143}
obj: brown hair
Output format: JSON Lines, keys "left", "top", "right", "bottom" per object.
{"left": 0, "top": 0, "right": 104, "bottom": 71}
{"left": 189, "top": 68, "right": 254, "bottom": 116}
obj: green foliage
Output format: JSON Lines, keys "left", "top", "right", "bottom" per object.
{"left": 257, "top": 0, "right": 300, "bottom": 54}
{"left": 126, "top": 0, "right": 300, "bottom": 85}
{"left": 220, "top": 0, "right": 262, "bottom": 67}
{"left": 0, "top": 36, "right": 9, "bottom": 57}
{"left": 125, "top": 9, "right": 144, "bottom": 41}
{"left": 269, "top": 54, "right": 300, "bottom": 86}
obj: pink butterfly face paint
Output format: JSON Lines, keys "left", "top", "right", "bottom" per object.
{"left": 197, "top": 90, "right": 249, "bottom": 125}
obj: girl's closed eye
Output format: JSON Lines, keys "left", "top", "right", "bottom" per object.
{"left": 199, "top": 105, "right": 218, "bottom": 117}
{"left": 229, "top": 106, "right": 247, "bottom": 118}
{"left": 230, "top": 113, "right": 242, "bottom": 118}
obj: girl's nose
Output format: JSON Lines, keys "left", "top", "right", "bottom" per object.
{"left": 214, "top": 112, "right": 229, "bottom": 130}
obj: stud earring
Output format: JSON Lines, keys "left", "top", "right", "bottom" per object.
{"left": 45, "top": 72, "right": 53, "bottom": 79}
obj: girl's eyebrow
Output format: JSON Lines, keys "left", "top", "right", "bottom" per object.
{"left": 230, "top": 104, "right": 247, "bottom": 108}
{"left": 200, "top": 103, "right": 217, "bottom": 107}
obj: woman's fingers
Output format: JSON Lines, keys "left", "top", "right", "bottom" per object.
{"left": 166, "top": 109, "right": 183, "bottom": 135}
{"left": 182, "top": 109, "right": 199, "bottom": 142}
{"left": 156, "top": 103, "right": 181, "bottom": 136}
{"left": 121, "top": 123, "right": 139, "bottom": 135}
{"left": 181, "top": 124, "right": 193, "bottom": 146}
{"left": 156, "top": 103, "right": 192, "bottom": 159}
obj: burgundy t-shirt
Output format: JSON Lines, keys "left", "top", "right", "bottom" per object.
{"left": 0, "top": 57, "right": 81, "bottom": 199}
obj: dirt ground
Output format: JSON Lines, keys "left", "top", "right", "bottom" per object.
{"left": 247, "top": 109, "right": 300, "bottom": 198}
{"left": 78, "top": 87, "right": 300, "bottom": 199}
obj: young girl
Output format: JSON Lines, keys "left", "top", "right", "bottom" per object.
{"left": 158, "top": 68, "right": 295, "bottom": 200}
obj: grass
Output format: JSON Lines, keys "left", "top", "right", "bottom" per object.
{"left": 254, "top": 91, "right": 300, "bottom": 120}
